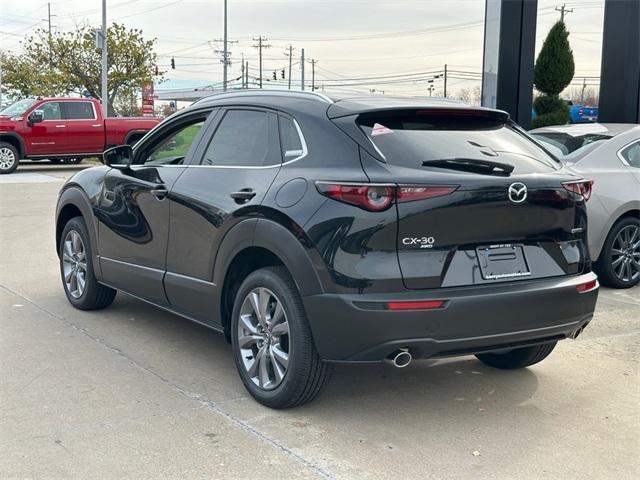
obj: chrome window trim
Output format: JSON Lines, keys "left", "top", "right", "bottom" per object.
{"left": 616, "top": 138, "right": 640, "bottom": 168}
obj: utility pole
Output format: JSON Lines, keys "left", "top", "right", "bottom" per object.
{"left": 245, "top": 61, "right": 249, "bottom": 88}
{"left": 555, "top": 3, "right": 573, "bottom": 22}
{"left": 580, "top": 77, "right": 586, "bottom": 104}
{"left": 285, "top": 45, "right": 295, "bottom": 90}
{"left": 101, "top": 0, "right": 108, "bottom": 116}
{"left": 310, "top": 59, "right": 317, "bottom": 91}
{"left": 47, "top": 3, "right": 52, "bottom": 38}
{"left": 300, "top": 48, "right": 305, "bottom": 91}
{"left": 252, "top": 36, "right": 270, "bottom": 88}
{"left": 240, "top": 56, "right": 245, "bottom": 89}
{"left": 443, "top": 64, "right": 448, "bottom": 98}
{"left": 44, "top": 3, "right": 56, "bottom": 68}
{"left": 222, "top": 0, "right": 228, "bottom": 90}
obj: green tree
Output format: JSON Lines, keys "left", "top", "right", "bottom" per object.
{"left": 1, "top": 23, "right": 163, "bottom": 116}
{"left": 532, "top": 21, "right": 575, "bottom": 128}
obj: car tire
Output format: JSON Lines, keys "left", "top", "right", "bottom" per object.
{"left": 594, "top": 217, "right": 640, "bottom": 289}
{"left": 475, "top": 342, "right": 557, "bottom": 369}
{"left": 0, "top": 142, "right": 20, "bottom": 174}
{"left": 59, "top": 216, "right": 117, "bottom": 310}
{"left": 62, "top": 158, "right": 82, "bottom": 165}
{"left": 231, "top": 266, "right": 332, "bottom": 409}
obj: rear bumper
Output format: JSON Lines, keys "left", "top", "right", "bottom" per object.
{"left": 303, "top": 273, "right": 599, "bottom": 362}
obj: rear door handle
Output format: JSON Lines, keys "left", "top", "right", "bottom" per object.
{"left": 55, "top": 125, "right": 66, "bottom": 128}
{"left": 150, "top": 187, "right": 168, "bottom": 201}
{"left": 230, "top": 189, "right": 256, "bottom": 203}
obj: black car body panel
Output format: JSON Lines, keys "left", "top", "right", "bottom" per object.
{"left": 55, "top": 91, "right": 598, "bottom": 363}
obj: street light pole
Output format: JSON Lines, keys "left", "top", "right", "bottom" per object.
{"left": 101, "top": 0, "right": 108, "bottom": 116}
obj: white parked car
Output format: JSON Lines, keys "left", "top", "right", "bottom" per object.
{"left": 530, "top": 123, "right": 640, "bottom": 288}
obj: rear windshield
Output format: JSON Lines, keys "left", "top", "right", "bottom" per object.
{"left": 358, "top": 112, "right": 560, "bottom": 173}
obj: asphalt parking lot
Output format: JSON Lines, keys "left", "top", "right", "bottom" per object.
{"left": 1, "top": 164, "right": 639, "bottom": 479}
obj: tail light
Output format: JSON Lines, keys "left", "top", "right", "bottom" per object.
{"left": 316, "top": 182, "right": 458, "bottom": 212}
{"left": 562, "top": 180, "right": 594, "bottom": 201}
{"left": 397, "top": 185, "right": 458, "bottom": 202}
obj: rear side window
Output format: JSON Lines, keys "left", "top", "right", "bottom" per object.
{"left": 279, "top": 116, "right": 305, "bottom": 161}
{"left": 64, "top": 102, "right": 96, "bottom": 120}
{"left": 203, "top": 110, "right": 277, "bottom": 167}
{"left": 620, "top": 141, "right": 640, "bottom": 168}
{"left": 358, "top": 112, "right": 560, "bottom": 173}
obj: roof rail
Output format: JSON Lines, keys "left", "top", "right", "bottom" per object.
{"left": 194, "top": 89, "right": 334, "bottom": 105}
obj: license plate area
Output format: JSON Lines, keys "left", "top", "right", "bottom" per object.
{"left": 476, "top": 244, "right": 531, "bottom": 280}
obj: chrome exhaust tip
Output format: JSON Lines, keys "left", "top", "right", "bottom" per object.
{"left": 385, "top": 348, "right": 412, "bottom": 368}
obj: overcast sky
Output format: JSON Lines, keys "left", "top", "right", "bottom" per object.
{"left": 1, "top": 0, "right": 605, "bottom": 97}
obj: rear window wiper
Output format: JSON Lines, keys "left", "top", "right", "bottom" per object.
{"left": 421, "top": 158, "right": 515, "bottom": 176}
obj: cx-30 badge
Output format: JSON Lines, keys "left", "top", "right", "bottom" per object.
{"left": 508, "top": 182, "right": 527, "bottom": 204}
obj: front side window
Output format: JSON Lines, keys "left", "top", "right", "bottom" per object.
{"left": 64, "top": 102, "right": 96, "bottom": 120}
{"left": 202, "top": 110, "right": 276, "bottom": 167}
{"left": 620, "top": 141, "right": 640, "bottom": 168}
{"left": 40, "top": 102, "right": 62, "bottom": 120}
{"left": 143, "top": 120, "right": 205, "bottom": 166}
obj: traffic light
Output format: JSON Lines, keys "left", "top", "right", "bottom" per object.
{"left": 171, "top": 57, "right": 175, "bottom": 69}
{"left": 272, "top": 71, "right": 277, "bottom": 80}
{"left": 281, "top": 69, "right": 285, "bottom": 79}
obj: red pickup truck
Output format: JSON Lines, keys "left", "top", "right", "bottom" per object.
{"left": 0, "top": 97, "right": 161, "bottom": 174}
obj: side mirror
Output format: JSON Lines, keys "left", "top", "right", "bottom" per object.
{"left": 28, "top": 110, "right": 44, "bottom": 125}
{"left": 103, "top": 145, "right": 133, "bottom": 169}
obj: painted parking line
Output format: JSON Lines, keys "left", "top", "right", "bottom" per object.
{"left": 0, "top": 172, "right": 65, "bottom": 184}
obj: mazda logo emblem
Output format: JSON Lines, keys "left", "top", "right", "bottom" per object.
{"left": 508, "top": 182, "right": 527, "bottom": 204}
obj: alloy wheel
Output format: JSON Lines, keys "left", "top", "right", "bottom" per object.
{"left": 237, "top": 287, "right": 290, "bottom": 390}
{"left": 62, "top": 230, "right": 88, "bottom": 298}
{"left": 0, "top": 147, "right": 16, "bottom": 170}
{"left": 610, "top": 224, "right": 640, "bottom": 283}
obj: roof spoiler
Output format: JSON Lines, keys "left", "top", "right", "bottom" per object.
{"left": 328, "top": 104, "right": 510, "bottom": 122}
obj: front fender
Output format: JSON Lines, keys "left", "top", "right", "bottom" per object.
{"left": 56, "top": 185, "right": 102, "bottom": 279}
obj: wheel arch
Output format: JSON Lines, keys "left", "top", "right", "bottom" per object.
{"left": 0, "top": 133, "right": 25, "bottom": 158}
{"left": 592, "top": 204, "right": 640, "bottom": 261}
{"left": 124, "top": 129, "right": 149, "bottom": 146}
{"left": 214, "top": 218, "right": 324, "bottom": 339}
{"left": 56, "top": 187, "right": 102, "bottom": 278}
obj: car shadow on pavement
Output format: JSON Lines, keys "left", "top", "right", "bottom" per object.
{"left": 91, "top": 293, "right": 541, "bottom": 415}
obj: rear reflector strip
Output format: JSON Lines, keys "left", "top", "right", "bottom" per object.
{"left": 386, "top": 300, "right": 446, "bottom": 310}
{"left": 576, "top": 279, "right": 598, "bottom": 293}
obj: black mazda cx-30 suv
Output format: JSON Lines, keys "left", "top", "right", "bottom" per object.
{"left": 56, "top": 91, "right": 599, "bottom": 408}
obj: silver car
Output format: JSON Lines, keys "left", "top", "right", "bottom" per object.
{"left": 531, "top": 123, "right": 640, "bottom": 288}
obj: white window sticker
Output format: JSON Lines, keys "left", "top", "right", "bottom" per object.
{"left": 371, "top": 123, "right": 394, "bottom": 136}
